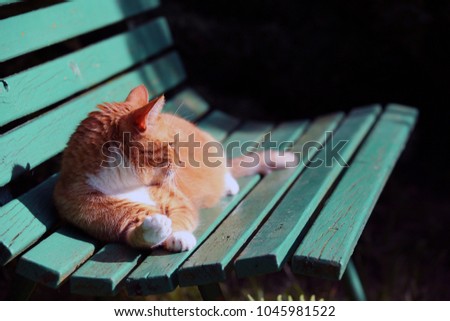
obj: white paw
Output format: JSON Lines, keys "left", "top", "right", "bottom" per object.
{"left": 164, "top": 231, "right": 197, "bottom": 252}
{"left": 224, "top": 172, "right": 239, "bottom": 196}
{"left": 141, "top": 214, "right": 172, "bottom": 247}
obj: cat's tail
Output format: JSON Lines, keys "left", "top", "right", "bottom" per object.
{"left": 230, "top": 150, "right": 298, "bottom": 178}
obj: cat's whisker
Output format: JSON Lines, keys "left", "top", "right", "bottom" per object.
{"left": 164, "top": 102, "right": 185, "bottom": 129}
{"left": 172, "top": 101, "right": 185, "bottom": 118}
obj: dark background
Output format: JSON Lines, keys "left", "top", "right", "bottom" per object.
{"left": 162, "top": 0, "right": 450, "bottom": 299}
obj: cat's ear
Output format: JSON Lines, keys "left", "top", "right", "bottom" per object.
{"left": 125, "top": 85, "right": 149, "bottom": 106}
{"left": 131, "top": 95, "right": 165, "bottom": 132}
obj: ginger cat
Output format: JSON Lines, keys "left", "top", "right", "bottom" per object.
{"left": 54, "top": 85, "right": 294, "bottom": 252}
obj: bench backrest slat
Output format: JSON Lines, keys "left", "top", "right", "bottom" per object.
{"left": 0, "top": 0, "right": 159, "bottom": 62}
{"left": 0, "top": 18, "right": 173, "bottom": 127}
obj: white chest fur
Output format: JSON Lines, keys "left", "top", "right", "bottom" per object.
{"left": 87, "top": 163, "right": 156, "bottom": 206}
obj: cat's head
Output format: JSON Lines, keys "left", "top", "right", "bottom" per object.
{"left": 99, "top": 85, "right": 176, "bottom": 187}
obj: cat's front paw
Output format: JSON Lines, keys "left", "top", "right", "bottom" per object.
{"left": 163, "top": 231, "right": 197, "bottom": 252}
{"left": 141, "top": 214, "right": 172, "bottom": 247}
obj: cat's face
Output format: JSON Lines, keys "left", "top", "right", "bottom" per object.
{"left": 102, "top": 86, "right": 176, "bottom": 187}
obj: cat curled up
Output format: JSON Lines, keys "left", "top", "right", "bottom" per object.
{"left": 54, "top": 85, "right": 295, "bottom": 252}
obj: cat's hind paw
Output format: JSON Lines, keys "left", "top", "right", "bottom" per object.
{"left": 163, "top": 231, "right": 197, "bottom": 252}
{"left": 141, "top": 214, "right": 172, "bottom": 247}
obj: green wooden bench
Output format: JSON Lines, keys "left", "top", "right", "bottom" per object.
{"left": 0, "top": 0, "right": 417, "bottom": 300}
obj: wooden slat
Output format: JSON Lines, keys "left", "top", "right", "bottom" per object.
{"left": 0, "top": 1, "right": 20, "bottom": 5}
{"left": 69, "top": 92, "right": 217, "bottom": 296}
{"left": 70, "top": 244, "right": 141, "bottom": 296}
{"left": 223, "top": 121, "right": 273, "bottom": 158}
{"left": 176, "top": 118, "right": 331, "bottom": 287}
{"left": 0, "top": 0, "right": 160, "bottom": 62}
{"left": 197, "top": 111, "right": 240, "bottom": 142}
{"left": 234, "top": 106, "right": 381, "bottom": 278}
{"left": 164, "top": 89, "right": 212, "bottom": 123}
{"left": 0, "top": 51, "right": 186, "bottom": 187}
{"left": 16, "top": 227, "right": 96, "bottom": 288}
{"left": 291, "top": 105, "right": 418, "bottom": 279}
{"left": 0, "top": 18, "right": 173, "bottom": 126}
{"left": 0, "top": 88, "right": 204, "bottom": 269}
{"left": 0, "top": 175, "right": 58, "bottom": 266}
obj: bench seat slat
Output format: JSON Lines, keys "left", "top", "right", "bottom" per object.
{"left": 223, "top": 121, "right": 273, "bottom": 158}
{"left": 0, "top": 88, "right": 206, "bottom": 270}
{"left": 234, "top": 106, "right": 381, "bottom": 278}
{"left": 164, "top": 89, "right": 212, "bottom": 123}
{"left": 0, "top": 175, "right": 58, "bottom": 265}
{"left": 197, "top": 111, "right": 240, "bottom": 142}
{"left": 291, "top": 104, "right": 418, "bottom": 279}
{"left": 177, "top": 117, "right": 335, "bottom": 287}
{"left": 0, "top": 0, "right": 160, "bottom": 62}
{"left": 70, "top": 105, "right": 236, "bottom": 296}
{"left": 0, "top": 51, "right": 186, "bottom": 187}
{"left": 0, "top": 18, "right": 172, "bottom": 127}
{"left": 70, "top": 244, "right": 142, "bottom": 297}
{"left": 16, "top": 227, "right": 97, "bottom": 288}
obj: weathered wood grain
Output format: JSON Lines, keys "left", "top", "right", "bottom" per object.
{"left": 0, "top": 18, "right": 173, "bottom": 126}
{"left": 291, "top": 105, "right": 418, "bottom": 279}
{"left": 70, "top": 244, "right": 142, "bottom": 296}
{"left": 234, "top": 106, "right": 381, "bottom": 278}
{"left": 0, "top": 175, "right": 58, "bottom": 265}
{"left": 16, "top": 227, "right": 97, "bottom": 288}
{"left": 0, "top": 0, "right": 160, "bottom": 62}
